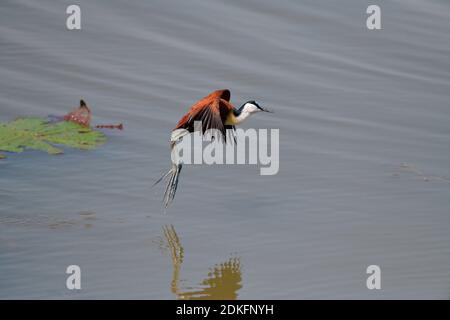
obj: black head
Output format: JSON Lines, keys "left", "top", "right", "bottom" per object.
{"left": 238, "top": 100, "right": 273, "bottom": 114}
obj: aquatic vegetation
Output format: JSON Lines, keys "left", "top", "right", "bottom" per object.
{"left": 0, "top": 117, "right": 106, "bottom": 158}
{"left": 0, "top": 99, "right": 122, "bottom": 159}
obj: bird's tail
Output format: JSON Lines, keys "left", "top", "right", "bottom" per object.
{"left": 153, "top": 128, "right": 189, "bottom": 208}
{"left": 153, "top": 162, "right": 183, "bottom": 208}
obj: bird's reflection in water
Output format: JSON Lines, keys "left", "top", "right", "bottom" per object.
{"left": 161, "top": 225, "right": 242, "bottom": 300}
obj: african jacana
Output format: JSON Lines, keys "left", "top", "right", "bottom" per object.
{"left": 155, "top": 89, "right": 272, "bottom": 207}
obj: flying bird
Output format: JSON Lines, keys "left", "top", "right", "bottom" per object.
{"left": 155, "top": 89, "right": 272, "bottom": 207}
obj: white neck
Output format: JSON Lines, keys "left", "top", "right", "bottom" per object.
{"left": 234, "top": 110, "right": 252, "bottom": 124}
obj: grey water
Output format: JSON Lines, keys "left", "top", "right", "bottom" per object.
{"left": 1, "top": 0, "right": 449, "bottom": 299}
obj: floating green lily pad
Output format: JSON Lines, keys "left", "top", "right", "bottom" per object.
{"left": 0, "top": 117, "right": 106, "bottom": 158}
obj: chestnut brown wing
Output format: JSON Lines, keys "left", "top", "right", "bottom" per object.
{"left": 174, "top": 89, "right": 235, "bottom": 141}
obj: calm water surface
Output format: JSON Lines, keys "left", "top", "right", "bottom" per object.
{"left": 1, "top": 0, "right": 449, "bottom": 299}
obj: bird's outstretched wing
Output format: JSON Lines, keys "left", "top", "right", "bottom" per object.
{"left": 174, "top": 89, "right": 235, "bottom": 141}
